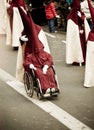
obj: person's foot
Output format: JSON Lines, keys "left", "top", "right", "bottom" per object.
{"left": 50, "top": 31, "right": 58, "bottom": 33}
{"left": 13, "top": 47, "right": 18, "bottom": 50}
{"left": 84, "top": 86, "right": 91, "bottom": 88}
{"left": 45, "top": 88, "right": 51, "bottom": 94}
{"left": 51, "top": 88, "right": 56, "bottom": 92}
{"left": 51, "top": 88, "right": 60, "bottom": 93}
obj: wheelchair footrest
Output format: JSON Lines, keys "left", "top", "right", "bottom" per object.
{"left": 43, "top": 93, "right": 51, "bottom": 97}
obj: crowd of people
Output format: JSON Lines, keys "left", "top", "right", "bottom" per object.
{"left": 0, "top": 0, "right": 94, "bottom": 97}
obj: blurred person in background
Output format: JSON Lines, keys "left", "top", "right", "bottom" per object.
{"left": 44, "top": 0, "right": 60, "bottom": 33}
{"left": 66, "top": 0, "right": 73, "bottom": 10}
{"left": 57, "top": 0, "right": 70, "bottom": 31}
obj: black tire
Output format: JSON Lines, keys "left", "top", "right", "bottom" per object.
{"left": 35, "top": 78, "right": 43, "bottom": 100}
{"left": 24, "top": 71, "right": 34, "bottom": 97}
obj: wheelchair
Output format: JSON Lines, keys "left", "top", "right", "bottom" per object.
{"left": 23, "top": 66, "right": 60, "bottom": 99}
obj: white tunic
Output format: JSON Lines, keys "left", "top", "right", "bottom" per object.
{"left": 84, "top": 41, "right": 94, "bottom": 87}
{"left": 66, "top": 18, "right": 90, "bottom": 64}
{"left": 6, "top": 7, "right": 24, "bottom": 47}
{"left": 0, "top": 0, "right": 7, "bottom": 34}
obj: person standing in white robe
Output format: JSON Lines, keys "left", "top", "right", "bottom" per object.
{"left": 84, "top": 0, "right": 94, "bottom": 88}
{"left": 0, "top": 0, "right": 11, "bottom": 48}
{"left": 0, "top": 0, "right": 7, "bottom": 34}
{"left": 66, "top": 0, "right": 90, "bottom": 66}
{"left": 6, "top": 0, "right": 24, "bottom": 48}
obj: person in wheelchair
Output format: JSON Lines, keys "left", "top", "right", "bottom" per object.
{"left": 23, "top": 40, "right": 59, "bottom": 95}
{"left": 16, "top": 6, "right": 59, "bottom": 96}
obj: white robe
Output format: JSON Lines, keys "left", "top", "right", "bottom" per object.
{"left": 0, "top": 0, "right": 7, "bottom": 34}
{"left": 84, "top": 41, "right": 94, "bottom": 87}
{"left": 6, "top": 7, "right": 23, "bottom": 47}
{"left": 66, "top": 18, "right": 90, "bottom": 64}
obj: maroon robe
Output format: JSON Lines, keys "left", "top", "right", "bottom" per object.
{"left": 18, "top": 7, "right": 43, "bottom": 59}
{"left": 78, "top": 13, "right": 86, "bottom": 64}
{"left": 7, "top": 0, "right": 26, "bottom": 16}
{"left": 9, "top": 0, "right": 26, "bottom": 10}
{"left": 23, "top": 51, "right": 57, "bottom": 93}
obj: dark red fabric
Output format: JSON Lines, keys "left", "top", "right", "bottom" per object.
{"left": 18, "top": 7, "right": 44, "bottom": 56}
{"left": 88, "top": 29, "right": 94, "bottom": 41}
{"left": 7, "top": 0, "right": 26, "bottom": 16}
{"left": 9, "top": 0, "right": 26, "bottom": 9}
{"left": 78, "top": 14, "right": 86, "bottom": 62}
{"left": 67, "top": 0, "right": 84, "bottom": 24}
{"left": 23, "top": 52, "right": 57, "bottom": 93}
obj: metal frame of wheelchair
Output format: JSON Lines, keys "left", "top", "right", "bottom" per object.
{"left": 23, "top": 66, "right": 60, "bottom": 99}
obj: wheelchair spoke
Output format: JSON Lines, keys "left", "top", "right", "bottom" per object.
{"left": 24, "top": 71, "right": 34, "bottom": 97}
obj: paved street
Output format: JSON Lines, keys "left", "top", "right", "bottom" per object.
{"left": 0, "top": 28, "right": 94, "bottom": 130}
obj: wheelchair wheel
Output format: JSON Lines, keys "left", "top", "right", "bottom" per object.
{"left": 35, "top": 79, "right": 43, "bottom": 100}
{"left": 24, "top": 71, "right": 34, "bottom": 97}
